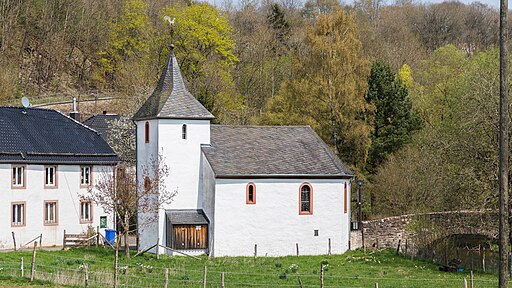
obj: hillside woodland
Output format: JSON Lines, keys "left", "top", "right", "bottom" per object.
{"left": 0, "top": 0, "right": 508, "bottom": 217}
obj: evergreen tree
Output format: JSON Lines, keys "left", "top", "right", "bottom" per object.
{"left": 366, "top": 61, "right": 423, "bottom": 173}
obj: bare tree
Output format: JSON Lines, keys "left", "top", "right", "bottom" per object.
{"left": 86, "top": 154, "right": 175, "bottom": 257}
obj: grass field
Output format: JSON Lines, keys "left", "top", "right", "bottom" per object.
{"left": 0, "top": 248, "right": 503, "bottom": 287}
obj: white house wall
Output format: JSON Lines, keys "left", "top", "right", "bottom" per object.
{"left": 212, "top": 178, "right": 351, "bottom": 257}
{"left": 0, "top": 164, "right": 114, "bottom": 250}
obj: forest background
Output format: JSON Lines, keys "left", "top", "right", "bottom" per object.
{"left": 0, "top": 0, "right": 508, "bottom": 219}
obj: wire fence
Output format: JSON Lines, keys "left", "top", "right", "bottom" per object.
{"left": 0, "top": 250, "right": 501, "bottom": 288}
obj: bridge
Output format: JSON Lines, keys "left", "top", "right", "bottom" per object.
{"left": 350, "top": 210, "right": 498, "bottom": 254}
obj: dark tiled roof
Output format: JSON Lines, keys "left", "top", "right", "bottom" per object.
{"left": 83, "top": 114, "right": 121, "bottom": 141}
{"left": 0, "top": 107, "right": 120, "bottom": 164}
{"left": 201, "top": 125, "right": 353, "bottom": 178}
{"left": 133, "top": 51, "right": 214, "bottom": 121}
{"left": 166, "top": 209, "right": 209, "bottom": 225}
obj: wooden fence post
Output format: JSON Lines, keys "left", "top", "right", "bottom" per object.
{"left": 20, "top": 257, "right": 23, "bottom": 277}
{"left": 203, "top": 266, "right": 207, "bottom": 288}
{"left": 482, "top": 250, "right": 486, "bottom": 272}
{"left": 114, "top": 238, "right": 119, "bottom": 288}
{"left": 397, "top": 239, "right": 401, "bottom": 254}
{"left": 470, "top": 271, "right": 474, "bottom": 288}
{"left": 296, "top": 243, "right": 299, "bottom": 256}
{"left": 39, "top": 233, "right": 42, "bottom": 249}
{"left": 328, "top": 238, "right": 331, "bottom": 255}
{"left": 30, "top": 242, "right": 37, "bottom": 282}
{"left": 463, "top": 277, "right": 468, "bottom": 288}
{"left": 405, "top": 239, "right": 408, "bottom": 255}
{"left": 96, "top": 226, "right": 100, "bottom": 247}
{"left": 63, "top": 229, "right": 66, "bottom": 249}
{"left": 375, "top": 283, "right": 379, "bottom": 288}
{"left": 84, "top": 263, "right": 89, "bottom": 287}
{"left": 12, "top": 232, "right": 16, "bottom": 251}
{"left": 221, "top": 272, "right": 225, "bottom": 288}
{"left": 320, "top": 264, "right": 324, "bottom": 288}
{"left": 254, "top": 244, "right": 257, "bottom": 257}
{"left": 164, "top": 268, "right": 169, "bottom": 288}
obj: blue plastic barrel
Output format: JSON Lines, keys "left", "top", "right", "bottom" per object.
{"left": 105, "top": 229, "right": 116, "bottom": 245}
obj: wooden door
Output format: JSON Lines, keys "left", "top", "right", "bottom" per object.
{"left": 173, "top": 225, "right": 208, "bottom": 249}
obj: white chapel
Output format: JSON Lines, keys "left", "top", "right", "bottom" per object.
{"left": 133, "top": 48, "right": 354, "bottom": 257}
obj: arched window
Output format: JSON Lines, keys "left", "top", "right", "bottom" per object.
{"left": 299, "top": 183, "right": 312, "bottom": 215}
{"left": 145, "top": 122, "right": 150, "bottom": 143}
{"left": 246, "top": 182, "right": 256, "bottom": 204}
{"left": 182, "top": 124, "right": 187, "bottom": 139}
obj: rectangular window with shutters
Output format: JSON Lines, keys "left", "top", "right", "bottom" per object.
{"left": 11, "top": 202, "right": 25, "bottom": 227}
{"left": 45, "top": 166, "right": 58, "bottom": 188}
{"left": 44, "top": 201, "right": 58, "bottom": 225}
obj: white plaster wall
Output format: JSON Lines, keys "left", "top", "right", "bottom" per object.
{"left": 0, "top": 164, "right": 114, "bottom": 250}
{"left": 151, "top": 119, "right": 210, "bottom": 253}
{"left": 157, "top": 119, "right": 210, "bottom": 210}
{"left": 212, "top": 178, "right": 351, "bottom": 257}
{"left": 135, "top": 119, "right": 160, "bottom": 251}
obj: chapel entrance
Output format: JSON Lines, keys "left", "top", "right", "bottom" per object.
{"left": 172, "top": 225, "right": 208, "bottom": 249}
{"left": 165, "top": 209, "right": 210, "bottom": 252}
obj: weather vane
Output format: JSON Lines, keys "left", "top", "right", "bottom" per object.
{"left": 163, "top": 16, "right": 176, "bottom": 40}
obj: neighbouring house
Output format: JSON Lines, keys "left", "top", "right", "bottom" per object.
{"left": 134, "top": 49, "right": 354, "bottom": 257}
{"left": 0, "top": 106, "right": 119, "bottom": 249}
{"left": 83, "top": 112, "right": 121, "bottom": 141}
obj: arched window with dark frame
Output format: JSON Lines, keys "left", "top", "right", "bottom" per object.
{"left": 144, "top": 122, "right": 150, "bottom": 143}
{"left": 182, "top": 124, "right": 187, "bottom": 139}
{"left": 246, "top": 182, "right": 256, "bottom": 204}
{"left": 299, "top": 183, "right": 313, "bottom": 215}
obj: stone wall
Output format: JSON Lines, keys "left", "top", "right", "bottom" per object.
{"left": 350, "top": 211, "right": 498, "bottom": 254}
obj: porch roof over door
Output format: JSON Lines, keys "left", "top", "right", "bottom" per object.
{"left": 166, "top": 209, "right": 209, "bottom": 225}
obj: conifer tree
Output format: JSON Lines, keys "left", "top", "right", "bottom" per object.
{"left": 366, "top": 61, "right": 423, "bottom": 173}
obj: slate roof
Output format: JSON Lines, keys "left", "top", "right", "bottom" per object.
{"left": 166, "top": 209, "right": 210, "bottom": 225}
{"left": 201, "top": 125, "right": 353, "bottom": 178}
{"left": 83, "top": 114, "right": 121, "bottom": 141}
{"left": 0, "top": 106, "right": 120, "bottom": 164}
{"left": 133, "top": 50, "right": 214, "bottom": 121}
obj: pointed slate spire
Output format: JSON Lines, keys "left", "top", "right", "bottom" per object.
{"left": 133, "top": 47, "right": 214, "bottom": 121}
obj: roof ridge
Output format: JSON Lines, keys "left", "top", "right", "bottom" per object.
{"left": 212, "top": 124, "right": 311, "bottom": 128}
{"left": 54, "top": 109, "right": 101, "bottom": 135}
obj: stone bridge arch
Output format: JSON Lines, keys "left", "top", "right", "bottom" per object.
{"left": 351, "top": 211, "right": 498, "bottom": 253}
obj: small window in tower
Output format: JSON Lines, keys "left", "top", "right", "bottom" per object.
{"left": 144, "top": 176, "right": 151, "bottom": 192}
{"left": 246, "top": 183, "right": 256, "bottom": 204}
{"left": 145, "top": 122, "right": 150, "bottom": 143}
{"left": 182, "top": 124, "right": 187, "bottom": 139}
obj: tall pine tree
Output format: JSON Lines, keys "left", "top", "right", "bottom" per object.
{"left": 366, "top": 61, "right": 423, "bottom": 173}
